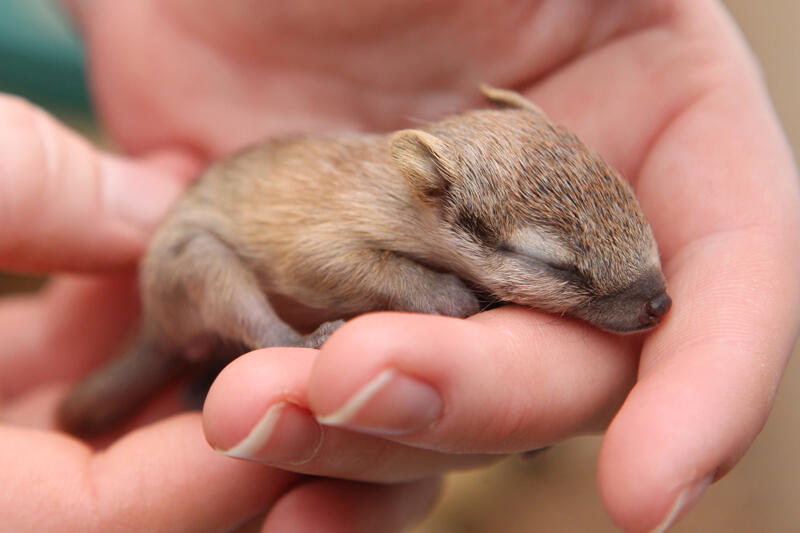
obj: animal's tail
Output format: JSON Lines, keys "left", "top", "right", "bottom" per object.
{"left": 57, "top": 335, "right": 188, "bottom": 437}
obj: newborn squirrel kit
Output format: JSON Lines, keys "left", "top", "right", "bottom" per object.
{"left": 59, "top": 86, "right": 671, "bottom": 435}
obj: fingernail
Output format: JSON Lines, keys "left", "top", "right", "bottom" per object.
{"left": 650, "top": 473, "right": 713, "bottom": 533}
{"left": 217, "top": 402, "right": 323, "bottom": 465}
{"left": 315, "top": 368, "right": 441, "bottom": 435}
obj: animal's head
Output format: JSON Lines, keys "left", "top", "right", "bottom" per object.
{"left": 389, "top": 86, "right": 670, "bottom": 332}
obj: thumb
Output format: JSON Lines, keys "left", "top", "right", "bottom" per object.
{"left": 0, "top": 95, "right": 191, "bottom": 272}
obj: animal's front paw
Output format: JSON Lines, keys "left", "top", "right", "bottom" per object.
{"left": 427, "top": 274, "right": 480, "bottom": 318}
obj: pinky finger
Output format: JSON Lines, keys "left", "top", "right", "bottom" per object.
{"left": 262, "top": 478, "right": 441, "bottom": 533}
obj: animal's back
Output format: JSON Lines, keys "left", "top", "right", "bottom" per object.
{"left": 145, "top": 134, "right": 421, "bottom": 315}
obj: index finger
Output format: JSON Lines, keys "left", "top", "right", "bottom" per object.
{"left": 590, "top": 4, "right": 800, "bottom": 531}
{"left": 306, "top": 307, "right": 639, "bottom": 453}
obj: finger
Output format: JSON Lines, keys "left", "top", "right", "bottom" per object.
{"left": 262, "top": 478, "right": 440, "bottom": 533}
{"left": 204, "top": 348, "right": 496, "bottom": 483}
{"left": 0, "top": 414, "right": 297, "bottom": 531}
{"left": 600, "top": 231, "right": 799, "bottom": 532}
{"left": 522, "top": 4, "right": 717, "bottom": 182}
{"left": 0, "top": 95, "right": 187, "bottom": 272}
{"left": 599, "top": 116, "right": 800, "bottom": 531}
{"left": 595, "top": 4, "right": 800, "bottom": 530}
{"left": 303, "top": 307, "right": 638, "bottom": 453}
{"left": 0, "top": 274, "right": 138, "bottom": 398}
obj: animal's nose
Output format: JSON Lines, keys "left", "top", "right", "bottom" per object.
{"left": 642, "top": 292, "right": 672, "bottom": 325}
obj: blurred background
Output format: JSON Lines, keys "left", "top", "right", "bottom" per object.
{"left": 0, "top": 1, "right": 797, "bottom": 531}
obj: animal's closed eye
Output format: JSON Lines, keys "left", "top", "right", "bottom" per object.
{"left": 504, "top": 227, "right": 577, "bottom": 272}
{"left": 501, "top": 248, "right": 582, "bottom": 282}
{"left": 501, "top": 248, "right": 568, "bottom": 271}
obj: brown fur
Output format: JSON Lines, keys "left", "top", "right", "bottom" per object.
{"left": 58, "top": 86, "right": 669, "bottom": 435}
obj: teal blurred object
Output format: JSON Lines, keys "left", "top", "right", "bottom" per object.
{"left": 0, "top": 0, "right": 92, "bottom": 115}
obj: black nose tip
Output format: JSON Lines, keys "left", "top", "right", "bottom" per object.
{"left": 643, "top": 292, "right": 672, "bottom": 325}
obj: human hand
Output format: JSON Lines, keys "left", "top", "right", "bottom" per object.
{"left": 55, "top": 1, "right": 800, "bottom": 531}
{"left": 0, "top": 95, "right": 438, "bottom": 532}
{"left": 69, "top": 1, "right": 799, "bottom": 531}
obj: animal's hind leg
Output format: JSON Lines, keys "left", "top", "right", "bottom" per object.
{"left": 142, "top": 228, "right": 304, "bottom": 352}
{"left": 151, "top": 229, "right": 347, "bottom": 409}
{"left": 58, "top": 227, "right": 299, "bottom": 436}
{"left": 293, "top": 319, "right": 346, "bottom": 349}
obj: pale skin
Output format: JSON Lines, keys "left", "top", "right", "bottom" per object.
{"left": 1, "top": 1, "right": 798, "bottom": 532}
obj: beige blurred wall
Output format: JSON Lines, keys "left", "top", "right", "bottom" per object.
{"left": 414, "top": 3, "right": 800, "bottom": 532}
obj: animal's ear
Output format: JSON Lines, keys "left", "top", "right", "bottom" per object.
{"left": 480, "top": 84, "right": 547, "bottom": 117}
{"left": 390, "top": 129, "right": 458, "bottom": 203}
